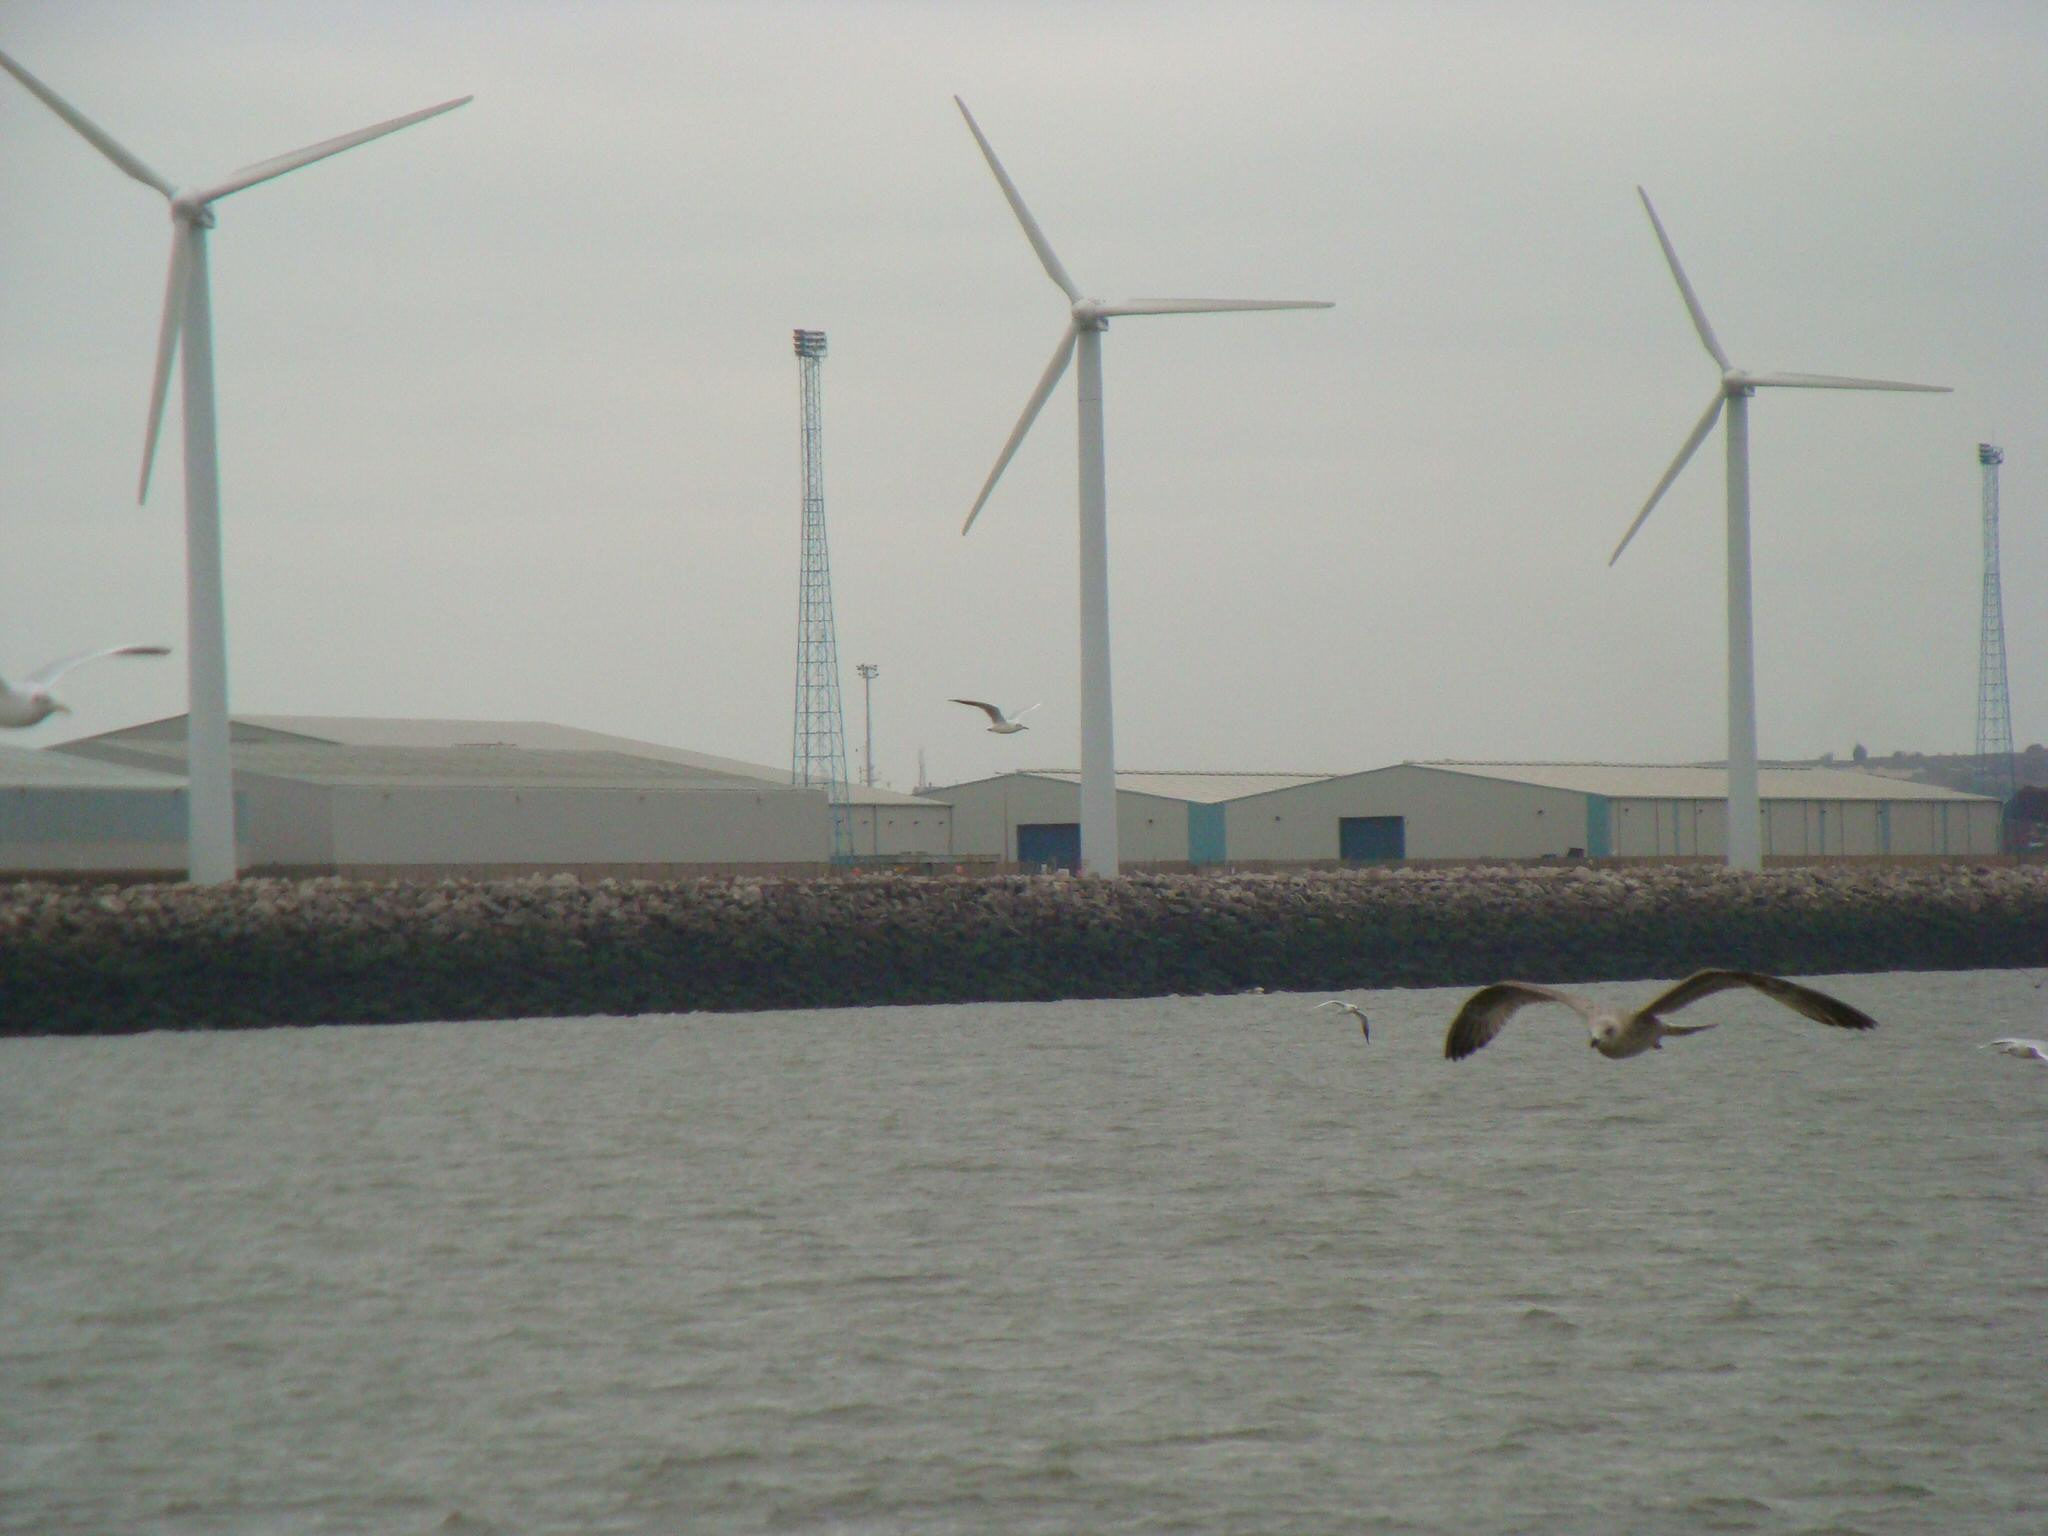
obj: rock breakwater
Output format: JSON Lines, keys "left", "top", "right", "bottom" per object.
{"left": 4, "top": 863, "right": 2043, "bottom": 1035}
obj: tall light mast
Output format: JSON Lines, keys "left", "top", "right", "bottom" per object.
{"left": 855, "top": 663, "right": 879, "bottom": 787}
{"left": 1974, "top": 443, "right": 2016, "bottom": 813}
{"left": 790, "top": 329, "right": 852, "bottom": 860}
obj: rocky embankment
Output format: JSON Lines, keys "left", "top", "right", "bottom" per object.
{"left": 3, "top": 863, "right": 2044, "bottom": 1035}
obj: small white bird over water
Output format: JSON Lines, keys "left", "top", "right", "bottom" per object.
{"left": 1314, "top": 999, "right": 1370, "bottom": 1041}
{"left": 950, "top": 698, "right": 1040, "bottom": 735}
{"left": 0, "top": 645, "right": 171, "bottom": 728}
{"left": 1445, "top": 970, "right": 1877, "bottom": 1061}
{"left": 1982, "top": 1038, "right": 2048, "bottom": 1064}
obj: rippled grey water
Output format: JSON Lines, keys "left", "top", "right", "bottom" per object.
{"left": 4, "top": 970, "right": 2045, "bottom": 1534}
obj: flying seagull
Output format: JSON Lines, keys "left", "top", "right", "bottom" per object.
{"left": 1981, "top": 1038, "right": 2048, "bottom": 1064}
{"left": 1445, "top": 970, "right": 1877, "bottom": 1061}
{"left": 0, "top": 645, "right": 171, "bottom": 728}
{"left": 1314, "top": 999, "right": 1371, "bottom": 1041}
{"left": 951, "top": 698, "right": 1040, "bottom": 735}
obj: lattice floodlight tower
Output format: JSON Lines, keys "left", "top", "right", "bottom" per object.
{"left": 1975, "top": 443, "right": 2016, "bottom": 809}
{"left": 790, "top": 330, "right": 853, "bottom": 861}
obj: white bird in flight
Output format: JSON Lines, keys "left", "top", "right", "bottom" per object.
{"left": 0, "top": 645, "right": 171, "bottom": 728}
{"left": 1982, "top": 1038, "right": 2048, "bottom": 1064}
{"left": 951, "top": 698, "right": 1040, "bottom": 735}
{"left": 1314, "top": 999, "right": 1371, "bottom": 1041}
{"left": 1445, "top": 970, "right": 1878, "bottom": 1061}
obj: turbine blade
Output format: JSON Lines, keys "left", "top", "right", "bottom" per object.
{"left": 954, "top": 97, "right": 1081, "bottom": 304}
{"left": 963, "top": 323, "right": 1078, "bottom": 535}
{"left": 187, "top": 95, "right": 471, "bottom": 205}
{"left": 139, "top": 231, "right": 191, "bottom": 503}
{"left": 1638, "top": 187, "right": 1730, "bottom": 371}
{"left": 1744, "top": 370, "right": 1951, "bottom": 393}
{"left": 1610, "top": 391, "right": 1725, "bottom": 566}
{"left": 1100, "top": 298, "right": 1335, "bottom": 316}
{"left": 0, "top": 46, "right": 174, "bottom": 197}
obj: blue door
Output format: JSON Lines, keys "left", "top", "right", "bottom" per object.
{"left": 1017, "top": 822, "right": 1081, "bottom": 871}
{"left": 1339, "top": 815, "right": 1405, "bottom": 862}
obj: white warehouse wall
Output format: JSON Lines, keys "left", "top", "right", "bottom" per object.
{"left": 1610, "top": 798, "right": 1724, "bottom": 858}
{"left": 930, "top": 775, "right": 1193, "bottom": 865}
{"left": 1224, "top": 766, "right": 1590, "bottom": 862}
{"left": 239, "top": 773, "right": 337, "bottom": 868}
{"left": 0, "top": 787, "right": 189, "bottom": 871}
{"left": 842, "top": 802, "right": 954, "bottom": 859}
{"left": 326, "top": 785, "right": 831, "bottom": 867}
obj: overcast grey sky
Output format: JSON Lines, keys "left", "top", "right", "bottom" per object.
{"left": 3, "top": 0, "right": 2042, "bottom": 789}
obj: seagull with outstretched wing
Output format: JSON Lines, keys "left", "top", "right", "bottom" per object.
{"left": 1982, "top": 1038, "right": 2048, "bottom": 1064}
{"left": 1314, "top": 999, "right": 1370, "bottom": 1041}
{"left": 0, "top": 645, "right": 171, "bottom": 728}
{"left": 1445, "top": 970, "right": 1877, "bottom": 1061}
{"left": 950, "top": 698, "right": 1040, "bottom": 735}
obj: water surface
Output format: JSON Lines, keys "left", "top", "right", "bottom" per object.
{"left": 4, "top": 970, "right": 2044, "bottom": 1533}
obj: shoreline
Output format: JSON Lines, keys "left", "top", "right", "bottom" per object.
{"left": 6, "top": 863, "right": 2045, "bottom": 1035}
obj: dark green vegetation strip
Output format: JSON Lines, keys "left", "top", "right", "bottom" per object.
{"left": 4, "top": 865, "right": 2044, "bottom": 1034}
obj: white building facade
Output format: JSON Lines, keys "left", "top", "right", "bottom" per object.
{"left": 0, "top": 745, "right": 188, "bottom": 873}
{"left": 8, "top": 732, "right": 1997, "bottom": 877}
{"left": 47, "top": 715, "right": 949, "bottom": 877}
{"left": 931, "top": 762, "right": 2003, "bottom": 868}
{"left": 1222, "top": 763, "right": 2003, "bottom": 864}
{"left": 927, "top": 771, "right": 1332, "bottom": 869}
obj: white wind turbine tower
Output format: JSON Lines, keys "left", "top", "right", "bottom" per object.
{"left": 955, "top": 97, "right": 1331, "bottom": 877}
{"left": 1610, "top": 187, "right": 1947, "bottom": 872}
{"left": 0, "top": 48, "right": 468, "bottom": 885}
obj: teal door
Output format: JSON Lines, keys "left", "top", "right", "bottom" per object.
{"left": 1017, "top": 822, "right": 1081, "bottom": 871}
{"left": 1585, "top": 795, "right": 1612, "bottom": 858}
{"left": 1339, "top": 815, "right": 1405, "bottom": 861}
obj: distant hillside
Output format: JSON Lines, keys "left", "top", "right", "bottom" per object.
{"left": 1792, "top": 743, "right": 2048, "bottom": 796}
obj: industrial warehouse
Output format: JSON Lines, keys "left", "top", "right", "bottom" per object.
{"left": 928, "top": 762, "right": 2005, "bottom": 869}
{"left": 3, "top": 731, "right": 2001, "bottom": 877}
{"left": 4, "top": 715, "right": 950, "bottom": 877}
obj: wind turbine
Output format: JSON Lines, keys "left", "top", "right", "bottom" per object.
{"left": 1609, "top": 187, "right": 1947, "bottom": 872}
{"left": 954, "top": 97, "right": 1330, "bottom": 877}
{"left": 0, "top": 48, "right": 468, "bottom": 884}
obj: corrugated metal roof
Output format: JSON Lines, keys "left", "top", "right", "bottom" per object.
{"left": 233, "top": 715, "right": 783, "bottom": 769}
{"left": 0, "top": 746, "right": 184, "bottom": 791}
{"left": 72, "top": 738, "right": 801, "bottom": 792}
{"left": 930, "top": 770, "right": 1335, "bottom": 805}
{"left": 1414, "top": 761, "right": 1998, "bottom": 804}
{"left": 77, "top": 715, "right": 943, "bottom": 806}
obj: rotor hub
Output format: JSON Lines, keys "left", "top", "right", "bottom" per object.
{"left": 170, "top": 193, "right": 215, "bottom": 229}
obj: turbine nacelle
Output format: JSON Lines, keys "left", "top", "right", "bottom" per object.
{"left": 0, "top": 48, "right": 469, "bottom": 505}
{"left": 954, "top": 97, "right": 1331, "bottom": 537}
{"left": 1609, "top": 188, "right": 1950, "bottom": 567}
{"left": 1611, "top": 188, "right": 1949, "bottom": 873}
{"left": 2, "top": 44, "right": 464, "bottom": 884}
{"left": 953, "top": 96, "right": 1330, "bottom": 878}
